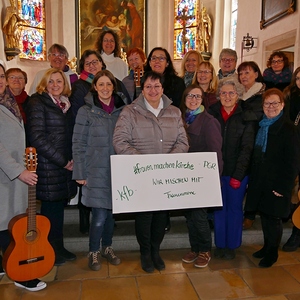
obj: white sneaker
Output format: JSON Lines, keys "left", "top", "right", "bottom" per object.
{"left": 14, "top": 279, "right": 47, "bottom": 292}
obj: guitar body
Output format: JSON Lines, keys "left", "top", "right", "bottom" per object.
{"left": 3, "top": 213, "right": 55, "bottom": 281}
{"left": 292, "top": 190, "right": 300, "bottom": 229}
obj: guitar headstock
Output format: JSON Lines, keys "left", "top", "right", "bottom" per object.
{"left": 25, "top": 147, "right": 37, "bottom": 172}
{"left": 134, "top": 67, "right": 144, "bottom": 88}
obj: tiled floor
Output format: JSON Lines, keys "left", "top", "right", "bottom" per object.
{"left": 1, "top": 245, "right": 300, "bottom": 299}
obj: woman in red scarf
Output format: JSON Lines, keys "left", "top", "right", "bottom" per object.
{"left": 5, "top": 68, "right": 29, "bottom": 123}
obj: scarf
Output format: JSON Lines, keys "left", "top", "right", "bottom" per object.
{"left": 263, "top": 67, "right": 292, "bottom": 84}
{"left": 0, "top": 87, "right": 22, "bottom": 122}
{"left": 255, "top": 110, "right": 283, "bottom": 152}
{"left": 185, "top": 105, "right": 204, "bottom": 124}
{"left": 218, "top": 69, "right": 236, "bottom": 80}
{"left": 241, "top": 82, "right": 264, "bottom": 100}
{"left": 100, "top": 96, "right": 115, "bottom": 114}
{"left": 49, "top": 93, "right": 71, "bottom": 114}
{"left": 14, "top": 89, "right": 28, "bottom": 123}
{"left": 79, "top": 70, "right": 94, "bottom": 84}
{"left": 221, "top": 103, "right": 238, "bottom": 122}
{"left": 184, "top": 71, "right": 194, "bottom": 87}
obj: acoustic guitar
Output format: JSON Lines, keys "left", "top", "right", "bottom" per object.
{"left": 292, "top": 190, "right": 300, "bottom": 229}
{"left": 3, "top": 147, "right": 55, "bottom": 281}
{"left": 134, "top": 66, "right": 144, "bottom": 98}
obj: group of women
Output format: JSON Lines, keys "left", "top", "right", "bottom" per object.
{"left": 1, "top": 29, "right": 299, "bottom": 288}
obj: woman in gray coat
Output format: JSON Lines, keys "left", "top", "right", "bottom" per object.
{"left": 113, "top": 71, "right": 189, "bottom": 273}
{"left": 0, "top": 64, "right": 46, "bottom": 291}
{"left": 72, "top": 70, "right": 125, "bottom": 271}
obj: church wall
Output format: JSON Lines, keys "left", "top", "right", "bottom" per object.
{"left": 1, "top": 0, "right": 300, "bottom": 90}
{"left": 235, "top": 0, "right": 300, "bottom": 72}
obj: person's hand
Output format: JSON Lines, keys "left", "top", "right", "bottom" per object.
{"left": 229, "top": 178, "right": 241, "bottom": 189}
{"left": 64, "top": 160, "right": 73, "bottom": 171}
{"left": 272, "top": 190, "right": 283, "bottom": 197}
{"left": 18, "top": 170, "right": 38, "bottom": 186}
{"left": 76, "top": 180, "right": 87, "bottom": 186}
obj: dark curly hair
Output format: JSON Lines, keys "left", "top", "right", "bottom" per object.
{"left": 266, "top": 51, "right": 289, "bottom": 69}
{"left": 95, "top": 30, "right": 121, "bottom": 57}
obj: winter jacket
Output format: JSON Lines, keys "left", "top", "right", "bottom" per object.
{"left": 245, "top": 114, "right": 299, "bottom": 218}
{"left": 208, "top": 101, "right": 256, "bottom": 181}
{"left": 72, "top": 92, "right": 125, "bottom": 209}
{"left": 25, "top": 92, "right": 77, "bottom": 202}
{"left": 113, "top": 93, "right": 189, "bottom": 155}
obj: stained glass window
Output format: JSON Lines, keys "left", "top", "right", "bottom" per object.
{"left": 17, "top": 0, "right": 46, "bottom": 61}
{"left": 174, "top": 0, "right": 199, "bottom": 60}
{"left": 230, "top": 0, "right": 238, "bottom": 49}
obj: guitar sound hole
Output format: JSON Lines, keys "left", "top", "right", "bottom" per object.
{"left": 26, "top": 230, "right": 37, "bottom": 242}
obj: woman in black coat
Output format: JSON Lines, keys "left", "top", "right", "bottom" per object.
{"left": 245, "top": 88, "right": 299, "bottom": 268}
{"left": 26, "top": 68, "right": 77, "bottom": 266}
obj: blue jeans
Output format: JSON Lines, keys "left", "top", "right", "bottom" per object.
{"left": 89, "top": 207, "right": 114, "bottom": 252}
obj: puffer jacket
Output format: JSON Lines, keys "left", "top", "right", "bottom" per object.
{"left": 72, "top": 92, "right": 125, "bottom": 209}
{"left": 25, "top": 92, "right": 77, "bottom": 201}
{"left": 113, "top": 93, "right": 189, "bottom": 155}
{"left": 208, "top": 101, "right": 256, "bottom": 181}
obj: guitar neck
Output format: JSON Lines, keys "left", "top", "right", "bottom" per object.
{"left": 27, "top": 180, "right": 37, "bottom": 233}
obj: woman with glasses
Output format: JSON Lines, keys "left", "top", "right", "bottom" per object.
{"left": 179, "top": 50, "right": 203, "bottom": 87}
{"left": 5, "top": 68, "right": 29, "bottom": 124}
{"left": 95, "top": 29, "right": 128, "bottom": 81}
{"left": 144, "top": 47, "right": 186, "bottom": 108}
{"left": 180, "top": 84, "right": 222, "bottom": 268}
{"left": 244, "top": 88, "right": 298, "bottom": 268}
{"left": 208, "top": 78, "right": 255, "bottom": 260}
{"left": 263, "top": 51, "right": 292, "bottom": 91}
{"left": 70, "top": 49, "right": 130, "bottom": 235}
{"left": 113, "top": 71, "right": 188, "bottom": 273}
{"left": 192, "top": 61, "right": 218, "bottom": 109}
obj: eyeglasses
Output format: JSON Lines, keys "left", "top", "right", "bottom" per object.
{"left": 197, "top": 70, "right": 212, "bottom": 75}
{"left": 49, "top": 53, "right": 66, "bottom": 59}
{"left": 186, "top": 93, "right": 202, "bottom": 100}
{"left": 103, "top": 39, "right": 115, "bottom": 43}
{"left": 221, "top": 58, "right": 235, "bottom": 63}
{"left": 0, "top": 75, "right": 6, "bottom": 79}
{"left": 263, "top": 101, "right": 281, "bottom": 108}
{"left": 219, "top": 91, "right": 237, "bottom": 98}
{"left": 84, "top": 60, "right": 99, "bottom": 67}
{"left": 8, "top": 75, "right": 25, "bottom": 80}
{"left": 144, "top": 85, "right": 162, "bottom": 91}
{"left": 271, "top": 59, "right": 283, "bottom": 65}
{"left": 150, "top": 56, "right": 167, "bottom": 62}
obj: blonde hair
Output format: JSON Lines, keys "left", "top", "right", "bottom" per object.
{"left": 180, "top": 50, "right": 203, "bottom": 77}
{"left": 192, "top": 61, "right": 218, "bottom": 93}
{"left": 36, "top": 68, "right": 71, "bottom": 96}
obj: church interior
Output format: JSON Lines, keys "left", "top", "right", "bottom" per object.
{"left": 1, "top": 0, "right": 300, "bottom": 299}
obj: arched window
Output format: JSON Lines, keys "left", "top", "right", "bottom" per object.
{"left": 174, "top": 0, "right": 199, "bottom": 59}
{"left": 17, "top": 0, "right": 46, "bottom": 61}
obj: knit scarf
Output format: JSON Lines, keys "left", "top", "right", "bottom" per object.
{"left": 255, "top": 110, "right": 283, "bottom": 152}
{"left": 79, "top": 70, "right": 94, "bottom": 84}
{"left": 184, "top": 71, "right": 194, "bottom": 87}
{"left": 185, "top": 105, "right": 204, "bottom": 125}
{"left": 263, "top": 67, "right": 292, "bottom": 84}
{"left": 49, "top": 93, "right": 71, "bottom": 114}
{"left": 0, "top": 87, "right": 22, "bottom": 122}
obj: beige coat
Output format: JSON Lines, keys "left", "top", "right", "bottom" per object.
{"left": 0, "top": 105, "right": 27, "bottom": 231}
{"left": 113, "top": 93, "right": 189, "bottom": 155}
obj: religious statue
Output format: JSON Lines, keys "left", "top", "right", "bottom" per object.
{"left": 198, "top": 6, "right": 212, "bottom": 54}
{"left": 2, "top": 0, "right": 26, "bottom": 52}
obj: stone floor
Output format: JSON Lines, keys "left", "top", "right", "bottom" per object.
{"left": 1, "top": 244, "right": 300, "bottom": 299}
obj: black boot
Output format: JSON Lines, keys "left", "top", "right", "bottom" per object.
{"left": 258, "top": 247, "right": 278, "bottom": 268}
{"left": 252, "top": 246, "right": 267, "bottom": 258}
{"left": 140, "top": 254, "right": 154, "bottom": 273}
{"left": 50, "top": 239, "right": 76, "bottom": 265}
{"left": 282, "top": 226, "right": 300, "bottom": 252}
{"left": 79, "top": 206, "right": 90, "bottom": 234}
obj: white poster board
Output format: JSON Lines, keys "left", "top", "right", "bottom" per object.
{"left": 111, "top": 152, "right": 222, "bottom": 214}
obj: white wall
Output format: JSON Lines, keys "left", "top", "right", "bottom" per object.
{"left": 1, "top": 0, "right": 299, "bottom": 89}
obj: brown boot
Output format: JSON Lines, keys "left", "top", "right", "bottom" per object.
{"left": 243, "top": 218, "right": 254, "bottom": 230}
